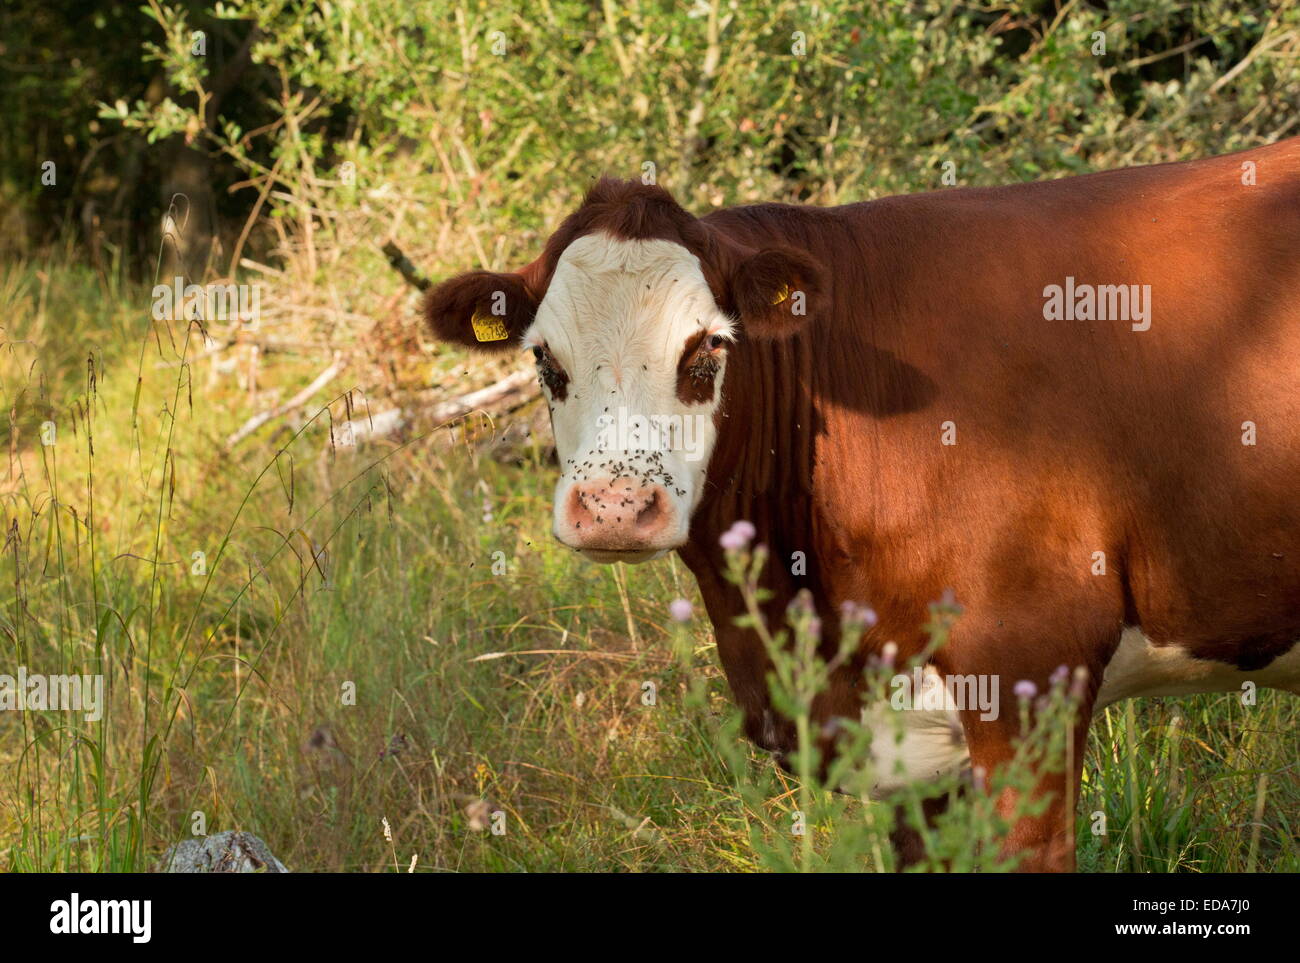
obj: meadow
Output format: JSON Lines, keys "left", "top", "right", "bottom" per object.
{"left": 1, "top": 252, "right": 1294, "bottom": 872}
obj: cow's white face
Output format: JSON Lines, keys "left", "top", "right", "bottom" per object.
{"left": 523, "top": 232, "right": 735, "bottom": 563}
{"left": 424, "top": 182, "right": 822, "bottom": 564}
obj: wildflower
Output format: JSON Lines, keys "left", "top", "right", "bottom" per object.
{"left": 1070, "top": 665, "right": 1090, "bottom": 699}
{"left": 669, "top": 598, "right": 693, "bottom": 622}
{"left": 465, "top": 799, "right": 491, "bottom": 832}
{"left": 1013, "top": 680, "right": 1037, "bottom": 701}
{"left": 839, "top": 600, "right": 878, "bottom": 629}
{"left": 787, "top": 590, "right": 815, "bottom": 616}
{"left": 719, "top": 530, "right": 745, "bottom": 550}
{"left": 719, "top": 519, "right": 755, "bottom": 550}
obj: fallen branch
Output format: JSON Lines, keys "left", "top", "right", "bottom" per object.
{"left": 154, "top": 335, "right": 326, "bottom": 368}
{"left": 469, "top": 648, "right": 666, "bottom": 664}
{"left": 343, "top": 368, "right": 539, "bottom": 444}
{"left": 382, "top": 241, "right": 432, "bottom": 292}
{"left": 224, "top": 353, "right": 344, "bottom": 450}
{"left": 429, "top": 368, "right": 537, "bottom": 424}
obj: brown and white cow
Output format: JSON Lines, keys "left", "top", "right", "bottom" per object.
{"left": 425, "top": 139, "right": 1300, "bottom": 871}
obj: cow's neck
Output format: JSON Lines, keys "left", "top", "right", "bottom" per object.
{"left": 678, "top": 327, "right": 859, "bottom": 743}
{"left": 674, "top": 209, "right": 892, "bottom": 745}
{"left": 689, "top": 326, "right": 823, "bottom": 592}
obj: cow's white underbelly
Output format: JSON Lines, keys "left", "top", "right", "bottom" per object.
{"left": 1096, "top": 627, "right": 1300, "bottom": 709}
{"left": 860, "top": 668, "right": 971, "bottom": 799}
{"left": 856, "top": 630, "right": 1299, "bottom": 800}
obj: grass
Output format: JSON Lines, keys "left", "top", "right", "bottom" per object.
{"left": 0, "top": 258, "right": 1295, "bottom": 872}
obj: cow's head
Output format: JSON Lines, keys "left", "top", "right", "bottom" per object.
{"left": 425, "top": 179, "right": 823, "bottom": 563}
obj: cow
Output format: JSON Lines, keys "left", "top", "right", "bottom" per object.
{"left": 424, "top": 139, "right": 1300, "bottom": 871}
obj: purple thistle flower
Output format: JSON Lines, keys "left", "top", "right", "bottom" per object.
{"left": 1070, "top": 665, "right": 1090, "bottom": 698}
{"left": 719, "top": 529, "right": 746, "bottom": 551}
{"left": 839, "top": 600, "right": 878, "bottom": 628}
{"left": 719, "top": 520, "right": 755, "bottom": 551}
{"left": 1013, "top": 680, "right": 1037, "bottom": 701}
{"left": 787, "top": 590, "right": 815, "bottom": 616}
{"left": 668, "top": 598, "right": 693, "bottom": 623}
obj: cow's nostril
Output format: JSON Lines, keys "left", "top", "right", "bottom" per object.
{"left": 566, "top": 485, "right": 598, "bottom": 528}
{"left": 634, "top": 488, "right": 665, "bottom": 531}
{"left": 562, "top": 478, "right": 673, "bottom": 549}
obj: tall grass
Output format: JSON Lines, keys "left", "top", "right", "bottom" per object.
{"left": 1, "top": 259, "right": 1295, "bottom": 872}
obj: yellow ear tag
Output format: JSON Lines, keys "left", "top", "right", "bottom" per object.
{"left": 771, "top": 284, "right": 790, "bottom": 305}
{"left": 471, "top": 309, "right": 509, "bottom": 343}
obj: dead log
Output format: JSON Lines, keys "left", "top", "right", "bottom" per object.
{"left": 344, "top": 368, "right": 539, "bottom": 443}
{"left": 223, "top": 353, "right": 344, "bottom": 450}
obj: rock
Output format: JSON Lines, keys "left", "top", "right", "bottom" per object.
{"left": 155, "top": 831, "right": 289, "bottom": 873}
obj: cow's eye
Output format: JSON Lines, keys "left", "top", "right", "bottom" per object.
{"left": 530, "top": 343, "right": 570, "bottom": 402}
{"left": 707, "top": 333, "right": 726, "bottom": 351}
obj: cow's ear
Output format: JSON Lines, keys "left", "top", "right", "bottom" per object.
{"left": 730, "top": 247, "right": 823, "bottom": 339}
{"left": 423, "top": 270, "right": 538, "bottom": 353}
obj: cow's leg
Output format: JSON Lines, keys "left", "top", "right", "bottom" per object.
{"left": 963, "top": 701, "right": 1093, "bottom": 872}
{"left": 888, "top": 793, "right": 954, "bottom": 870}
{"left": 943, "top": 598, "right": 1114, "bottom": 871}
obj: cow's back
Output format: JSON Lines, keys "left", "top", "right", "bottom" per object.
{"left": 702, "top": 139, "right": 1300, "bottom": 689}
